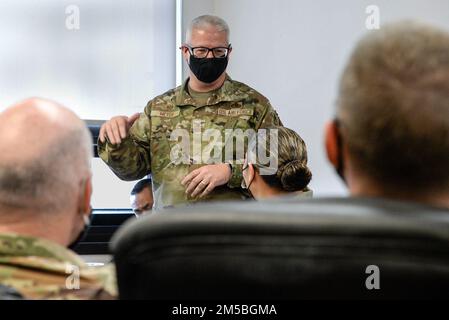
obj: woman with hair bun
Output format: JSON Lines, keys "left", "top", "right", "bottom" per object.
{"left": 242, "top": 126, "right": 313, "bottom": 200}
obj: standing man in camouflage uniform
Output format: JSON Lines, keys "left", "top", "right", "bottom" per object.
{"left": 99, "top": 15, "right": 282, "bottom": 209}
{"left": 0, "top": 98, "right": 116, "bottom": 299}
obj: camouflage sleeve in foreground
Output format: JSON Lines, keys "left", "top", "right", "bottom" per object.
{"left": 0, "top": 233, "right": 117, "bottom": 300}
{"left": 227, "top": 100, "right": 283, "bottom": 188}
{"left": 97, "top": 108, "right": 152, "bottom": 181}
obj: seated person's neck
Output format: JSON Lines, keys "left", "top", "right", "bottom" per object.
{"left": 348, "top": 172, "right": 449, "bottom": 209}
{"left": 252, "top": 176, "right": 290, "bottom": 200}
{"left": 0, "top": 210, "right": 72, "bottom": 247}
{"left": 258, "top": 187, "right": 289, "bottom": 200}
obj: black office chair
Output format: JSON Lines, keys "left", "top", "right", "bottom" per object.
{"left": 111, "top": 197, "right": 449, "bottom": 299}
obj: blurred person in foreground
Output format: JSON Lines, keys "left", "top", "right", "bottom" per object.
{"left": 325, "top": 21, "right": 449, "bottom": 209}
{"left": 0, "top": 98, "right": 116, "bottom": 299}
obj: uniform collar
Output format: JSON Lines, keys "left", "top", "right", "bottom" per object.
{"left": 176, "top": 74, "right": 249, "bottom": 108}
{"left": 0, "top": 232, "right": 85, "bottom": 267}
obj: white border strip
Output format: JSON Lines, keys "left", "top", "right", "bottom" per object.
{"left": 175, "top": 0, "right": 183, "bottom": 86}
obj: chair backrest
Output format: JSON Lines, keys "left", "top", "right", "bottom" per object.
{"left": 111, "top": 197, "right": 449, "bottom": 299}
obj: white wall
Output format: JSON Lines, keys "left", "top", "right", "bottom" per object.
{"left": 0, "top": 0, "right": 177, "bottom": 209}
{"left": 0, "top": 0, "right": 176, "bottom": 118}
{"left": 183, "top": 0, "right": 449, "bottom": 196}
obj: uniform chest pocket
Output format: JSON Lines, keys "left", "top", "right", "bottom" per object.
{"left": 213, "top": 105, "right": 254, "bottom": 130}
{"left": 150, "top": 110, "right": 180, "bottom": 137}
{"left": 150, "top": 110, "right": 186, "bottom": 169}
{"left": 234, "top": 115, "right": 253, "bottom": 130}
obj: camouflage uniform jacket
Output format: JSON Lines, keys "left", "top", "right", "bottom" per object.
{"left": 0, "top": 233, "right": 117, "bottom": 299}
{"left": 98, "top": 75, "right": 282, "bottom": 210}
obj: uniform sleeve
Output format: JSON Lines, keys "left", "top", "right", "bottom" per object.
{"left": 97, "top": 105, "right": 152, "bottom": 181}
{"left": 227, "top": 100, "right": 283, "bottom": 188}
{"left": 257, "top": 102, "right": 283, "bottom": 129}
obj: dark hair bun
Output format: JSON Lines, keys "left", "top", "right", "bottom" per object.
{"left": 278, "top": 160, "right": 312, "bottom": 192}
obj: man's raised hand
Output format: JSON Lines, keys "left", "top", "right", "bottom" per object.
{"left": 99, "top": 113, "right": 140, "bottom": 145}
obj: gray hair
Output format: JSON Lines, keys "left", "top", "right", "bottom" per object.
{"left": 337, "top": 21, "right": 449, "bottom": 192}
{"left": 0, "top": 118, "right": 92, "bottom": 214}
{"left": 186, "top": 15, "right": 230, "bottom": 44}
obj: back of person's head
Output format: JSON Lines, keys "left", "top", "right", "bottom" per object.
{"left": 245, "top": 126, "right": 312, "bottom": 196}
{"left": 0, "top": 98, "right": 93, "bottom": 245}
{"left": 326, "top": 21, "right": 449, "bottom": 205}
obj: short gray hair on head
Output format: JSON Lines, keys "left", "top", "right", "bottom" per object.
{"left": 0, "top": 106, "right": 93, "bottom": 215}
{"left": 186, "top": 15, "right": 230, "bottom": 44}
{"left": 337, "top": 21, "right": 449, "bottom": 193}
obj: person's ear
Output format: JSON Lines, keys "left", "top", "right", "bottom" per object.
{"left": 227, "top": 46, "right": 233, "bottom": 59}
{"left": 247, "top": 163, "right": 255, "bottom": 184}
{"left": 325, "top": 120, "right": 340, "bottom": 170}
{"left": 79, "top": 176, "right": 92, "bottom": 216}
{"left": 181, "top": 46, "right": 190, "bottom": 63}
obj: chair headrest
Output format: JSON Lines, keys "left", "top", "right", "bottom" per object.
{"left": 111, "top": 197, "right": 449, "bottom": 299}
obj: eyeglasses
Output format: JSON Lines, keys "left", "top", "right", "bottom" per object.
{"left": 183, "top": 45, "right": 232, "bottom": 59}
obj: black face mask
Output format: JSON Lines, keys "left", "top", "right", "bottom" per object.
{"left": 68, "top": 212, "right": 92, "bottom": 251}
{"left": 188, "top": 56, "right": 228, "bottom": 83}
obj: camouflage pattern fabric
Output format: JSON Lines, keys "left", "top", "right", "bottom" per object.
{"left": 0, "top": 233, "right": 116, "bottom": 300}
{"left": 99, "top": 75, "right": 283, "bottom": 210}
{"left": 287, "top": 188, "right": 314, "bottom": 199}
